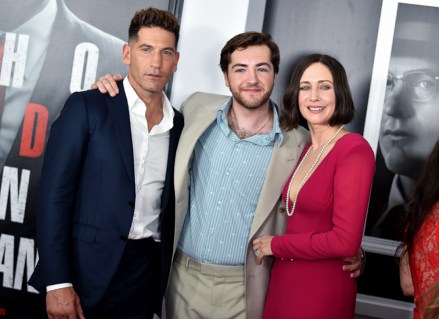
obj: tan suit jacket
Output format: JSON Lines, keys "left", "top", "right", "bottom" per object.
{"left": 172, "top": 91, "right": 310, "bottom": 319}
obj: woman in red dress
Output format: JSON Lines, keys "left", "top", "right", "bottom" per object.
{"left": 399, "top": 140, "right": 439, "bottom": 319}
{"left": 253, "top": 54, "right": 375, "bottom": 318}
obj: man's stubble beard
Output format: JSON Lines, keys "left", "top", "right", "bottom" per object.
{"left": 231, "top": 87, "right": 273, "bottom": 110}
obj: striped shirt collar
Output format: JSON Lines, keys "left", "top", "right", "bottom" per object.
{"left": 216, "top": 98, "right": 284, "bottom": 146}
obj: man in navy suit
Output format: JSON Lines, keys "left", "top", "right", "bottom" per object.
{"left": 1, "top": 1, "right": 128, "bottom": 313}
{"left": 28, "top": 7, "right": 183, "bottom": 319}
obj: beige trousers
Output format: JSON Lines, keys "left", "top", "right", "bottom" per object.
{"left": 166, "top": 251, "right": 246, "bottom": 319}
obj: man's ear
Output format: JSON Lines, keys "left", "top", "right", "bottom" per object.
{"left": 173, "top": 51, "right": 180, "bottom": 72}
{"left": 122, "top": 43, "right": 130, "bottom": 66}
{"left": 223, "top": 72, "right": 230, "bottom": 88}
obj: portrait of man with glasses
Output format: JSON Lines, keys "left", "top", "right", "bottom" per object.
{"left": 366, "top": 4, "right": 439, "bottom": 241}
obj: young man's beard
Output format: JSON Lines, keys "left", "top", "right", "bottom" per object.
{"left": 230, "top": 87, "right": 273, "bottom": 110}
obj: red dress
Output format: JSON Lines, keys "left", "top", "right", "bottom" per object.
{"left": 409, "top": 203, "right": 439, "bottom": 319}
{"left": 263, "top": 134, "right": 375, "bottom": 319}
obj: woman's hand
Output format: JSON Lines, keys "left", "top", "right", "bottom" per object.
{"left": 252, "top": 236, "right": 274, "bottom": 264}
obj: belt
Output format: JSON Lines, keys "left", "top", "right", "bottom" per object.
{"left": 174, "top": 250, "right": 244, "bottom": 277}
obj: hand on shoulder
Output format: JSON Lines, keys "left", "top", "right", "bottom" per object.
{"left": 91, "top": 73, "right": 124, "bottom": 96}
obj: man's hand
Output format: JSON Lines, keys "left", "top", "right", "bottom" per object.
{"left": 46, "top": 287, "right": 85, "bottom": 319}
{"left": 91, "top": 73, "right": 123, "bottom": 96}
{"left": 342, "top": 247, "right": 364, "bottom": 278}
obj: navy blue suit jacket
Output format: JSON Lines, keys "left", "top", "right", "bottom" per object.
{"left": 29, "top": 81, "right": 183, "bottom": 308}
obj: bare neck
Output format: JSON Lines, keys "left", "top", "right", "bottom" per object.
{"left": 228, "top": 100, "right": 273, "bottom": 139}
{"left": 399, "top": 175, "right": 416, "bottom": 198}
{"left": 230, "top": 99, "right": 272, "bottom": 129}
{"left": 308, "top": 124, "right": 344, "bottom": 149}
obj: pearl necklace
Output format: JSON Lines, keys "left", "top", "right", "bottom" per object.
{"left": 286, "top": 125, "right": 344, "bottom": 217}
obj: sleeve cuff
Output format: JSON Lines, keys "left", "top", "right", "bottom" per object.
{"left": 46, "top": 283, "right": 73, "bottom": 292}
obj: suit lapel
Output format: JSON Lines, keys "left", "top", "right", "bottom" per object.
{"left": 106, "top": 82, "right": 135, "bottom": 185}
{"left": 179, "top": 98, "right": 220, "bottom": 155}
{"left": 249, "top": 130, "right": 305, "bottom": 239}
{"left": 161, "top": 110, "right": 183, "bottom": 210}
{"left": 174, "top": 98, "right": 220, "bottom": 196}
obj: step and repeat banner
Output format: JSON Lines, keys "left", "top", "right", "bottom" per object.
{"left": 0, "top": 1, "right": 176, "bottom": 317}
{"left": 1, "top": 0, "right": 438, "bottom": 318}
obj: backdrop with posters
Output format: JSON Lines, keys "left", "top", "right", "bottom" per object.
{"left": 263, "top": 0, "right": 382, "bottom": 135}
{"left": 358, "top": 1, "right": 439, "bottom": 317}
{"left": 0, "top": 1, "right": 181, "bottom": 317}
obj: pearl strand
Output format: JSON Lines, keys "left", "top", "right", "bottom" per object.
{"left": 286, "top": 125, "right": 344, "bottom": 217}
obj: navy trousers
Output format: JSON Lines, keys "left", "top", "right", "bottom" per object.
{"left": 84, "top": 237, "right": 161, "bottom": 319}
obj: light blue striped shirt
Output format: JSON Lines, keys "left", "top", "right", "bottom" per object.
{"left": 178, "top": 99, "right": 283, "bottom": 265}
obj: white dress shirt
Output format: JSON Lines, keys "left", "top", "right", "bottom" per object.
{"left": 124, "top": 77, "right": 174, "bottom": 240}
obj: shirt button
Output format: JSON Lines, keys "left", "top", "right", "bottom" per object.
{"left": 217, "top": 201, "right": 222, "bottom": 205}
{"left": 225, "top": 171, "right": 230, "bottom": 176}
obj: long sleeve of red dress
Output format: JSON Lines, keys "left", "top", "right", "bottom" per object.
{"left": 272, "top": 133, "right": 376, "bottom": 260}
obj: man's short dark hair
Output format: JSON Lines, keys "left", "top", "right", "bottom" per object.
{"left": 128, "top": 7, "right": 180, "bottom": 46}
{"left": 219, "top": 32, "right": 280, "bottom": 74}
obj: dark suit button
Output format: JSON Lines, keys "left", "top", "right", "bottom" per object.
{"left": 120, "top": 235, "right": 128, "bottom": 241}
{"left": 128, "top": 201, "right": 134, "bottom": 208}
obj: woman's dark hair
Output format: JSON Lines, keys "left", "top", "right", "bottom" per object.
{"left": 280, "top": 53, "right": 354, "bottom": 131}
{"left": 403, "top": 139, "right": 439, "bottom": 253}
{"left": 219, "top": 32, "right": 280, "bottom": 74}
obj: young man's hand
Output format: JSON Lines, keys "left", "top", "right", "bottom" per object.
{"left": 91, "top": 73, "right": 124, "bottom": 96}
